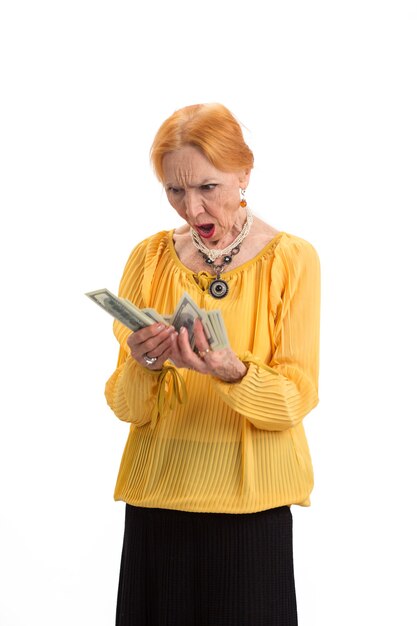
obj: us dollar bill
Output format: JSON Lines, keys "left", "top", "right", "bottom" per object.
{"left": 85, "top": 289, "right": 152, "bottom": 332}
{"left": 170, "top": 292, "right": 209, "bottom": 350}
{"left": 120, "top": 299, "right": 161, "bottom": 327}
{"left": 211, "top": 310, "right": 230, "bottom": 350}
{"left": 141, "top": 307, "right": 167, "bottom": 325}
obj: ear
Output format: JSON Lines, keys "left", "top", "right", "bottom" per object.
{"left": 239, "top": 168, "right": 251, "bottom": 189}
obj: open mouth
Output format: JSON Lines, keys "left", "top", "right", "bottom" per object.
{"left": 195, "top": 223, "right": 215, "bottom": 239}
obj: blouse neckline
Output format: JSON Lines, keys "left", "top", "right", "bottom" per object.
{"left": 167, "top": 229, "right": 286, "bottom": 280}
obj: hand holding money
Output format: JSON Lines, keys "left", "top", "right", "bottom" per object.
{"left": 126, "top": 322, "right": 178, "bottom": 371}
{"left": 86, "top": 288, "right": 246, "bottom": 381}
{"left": 171, "top": 318, "right": 248, "bottom": 382}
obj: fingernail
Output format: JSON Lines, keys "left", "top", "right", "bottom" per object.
{"left": 180, "top": 327, "right": 187, "bottom": 334}
{"left": 157, "top": 324, "right": 165, "bottom": 330}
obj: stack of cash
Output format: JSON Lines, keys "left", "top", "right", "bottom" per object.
{"left": 85, "top": 288, "right": 229, "bottom": 351}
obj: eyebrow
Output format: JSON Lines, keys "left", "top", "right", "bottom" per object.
{"left": 165, "top": 178, "right": 219, "bottom": 188}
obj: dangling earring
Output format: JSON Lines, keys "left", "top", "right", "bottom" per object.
{"left": 240, "top": 188, "right": 247, "bottom": 208}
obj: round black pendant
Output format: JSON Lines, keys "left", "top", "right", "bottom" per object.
{"left": 209, "top": 278, "right": 229, "bottom": 299}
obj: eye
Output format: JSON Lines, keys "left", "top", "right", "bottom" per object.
{"left": 200, "top": 184, "right": 217, "bottom": 191}
{"left": 167, "top": 186, "right": 183, "bottom": 195}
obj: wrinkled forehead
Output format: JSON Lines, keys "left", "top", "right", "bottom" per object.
{"left": 162, "top": 146, "right": 219, "bottom": 186}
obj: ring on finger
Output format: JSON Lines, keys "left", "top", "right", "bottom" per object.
{"left": 198, "top": 348, "right": 210, "bottom": 359}
{"left": 143, "top": 353, "right": 158, "bottom": 366}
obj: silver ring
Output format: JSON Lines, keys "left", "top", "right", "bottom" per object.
{"left": 143, "top": 353, "right": 158, "bottom": 366}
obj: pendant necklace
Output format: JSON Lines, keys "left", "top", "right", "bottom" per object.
{"left": 190, "top": 207, "right": 253, "bottom": 299}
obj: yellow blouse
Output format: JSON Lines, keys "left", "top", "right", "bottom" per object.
{"left": 105, "top": 230, "right": 320, "bottom": 513}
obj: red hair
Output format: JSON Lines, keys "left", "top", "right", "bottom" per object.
{"left": 150, "top": 103, "right": 254, "bottom": 181}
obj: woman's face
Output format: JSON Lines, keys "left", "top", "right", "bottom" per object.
{"left": 162, "top": 145, "right": 250, "bottom": 246}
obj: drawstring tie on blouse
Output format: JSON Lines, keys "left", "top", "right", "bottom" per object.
{"left": 150, "top": 365, "right": 188, "bottom": 429}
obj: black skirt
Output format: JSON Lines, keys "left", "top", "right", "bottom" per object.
{"left": 116, "top": 505, "right": 298, "bottom": 626}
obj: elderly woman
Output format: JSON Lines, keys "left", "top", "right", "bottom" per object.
{"left": 105, "top": 103, "right": 320, "bottom": 626}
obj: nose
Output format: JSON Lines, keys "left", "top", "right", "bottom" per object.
{"left": 184, "top": 190, "right": 204, "bottom": 220}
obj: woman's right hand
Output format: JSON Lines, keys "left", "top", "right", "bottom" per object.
{"left": 127, "top": 323, "right": 178, "bottom": 371}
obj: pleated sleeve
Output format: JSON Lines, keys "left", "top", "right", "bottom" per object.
{"left": 104, "top": 234, "right": 186, "bottom": 428}
{"left": 211, "top": 237, "right": 320, "bottom": 431}
{"left": 105, "top": 355, "right": 165, "bottom": 427}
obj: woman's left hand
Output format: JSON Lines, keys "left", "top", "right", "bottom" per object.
{"left": 168, "top": 319, "right": 247, "bottom": 383}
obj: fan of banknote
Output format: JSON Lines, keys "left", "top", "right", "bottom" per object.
{"left": 85, "top": 288, "right": 229, "bottom": 351}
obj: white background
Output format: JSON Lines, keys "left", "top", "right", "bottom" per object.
{"left": 1, "top": 1, "right": 416, "bottom": 624}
